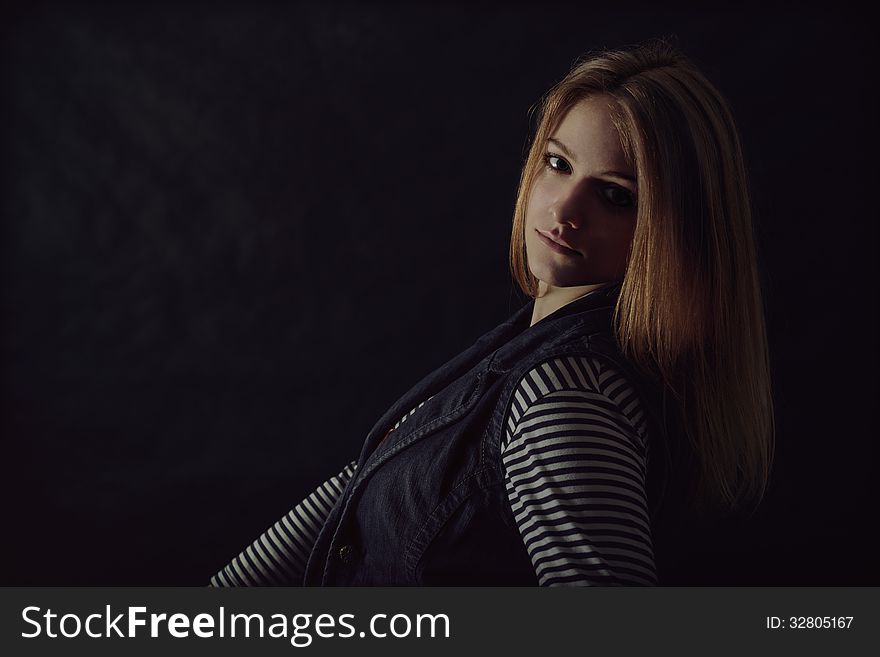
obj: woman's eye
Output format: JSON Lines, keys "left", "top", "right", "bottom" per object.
{"left": 542, "top": 152, "right": 636, "bottom": 209}
{"left": 542, "top": 152, "right": 570, "bottom": 174}
{"left": 602, "top": 186, "right": 635, "bottom": 208}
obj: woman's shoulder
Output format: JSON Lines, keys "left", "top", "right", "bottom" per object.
{"left": 503, "top": 353, "right": 649, "bottom": 450}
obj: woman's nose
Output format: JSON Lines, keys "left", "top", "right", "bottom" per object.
{"left": 552, "top": 180, "right": 591, "bottom": 228}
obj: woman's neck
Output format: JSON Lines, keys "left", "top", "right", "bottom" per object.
{"left": 529, "top": 280, "right": 610, "bottom": 327}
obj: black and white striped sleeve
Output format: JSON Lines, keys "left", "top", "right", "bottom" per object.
{"left": 501, "top": 355, "right": 657, "bottom": 586}
{"left": 209, "top": 459, "right": 358, "bottom": 586}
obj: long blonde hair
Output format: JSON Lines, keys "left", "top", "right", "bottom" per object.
{"left": 509, "top": 38, "right": 775, "bottom": 515}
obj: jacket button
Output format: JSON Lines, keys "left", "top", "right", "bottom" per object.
{"left": 338, "top": 545, "right": 353, "bottom": 563}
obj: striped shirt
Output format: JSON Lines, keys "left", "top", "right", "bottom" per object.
{"left": 210, "top": 355, "right": 656, "bottom": 586}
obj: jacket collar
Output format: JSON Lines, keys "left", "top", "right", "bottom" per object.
{"left": 488, "top": 278, "right": 623, "bottom": 373}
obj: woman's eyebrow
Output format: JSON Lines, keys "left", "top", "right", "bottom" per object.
{"left": 599, "top": 170, "right": 637, "bottom": 183}
{"left": 547, "top": 137, "right": 636, "bottom": 184}
{"left": 547, "top": 137, "right": 577, "bottom": 161}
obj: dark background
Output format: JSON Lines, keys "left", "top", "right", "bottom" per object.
{"left": 1, "top": 0, "right": 876, "bottom": 585}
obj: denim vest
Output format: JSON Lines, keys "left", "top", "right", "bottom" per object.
{"left": 302, "top": 280, "right": 699, "bottom": 586}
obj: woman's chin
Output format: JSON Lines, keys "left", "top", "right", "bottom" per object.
{"left": 529, "top": 264, "right": 590, "bottom": 289}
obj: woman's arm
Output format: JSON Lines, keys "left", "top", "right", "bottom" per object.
{"left": 209, "top": 459, "right": 358, "bottom": 586}
{"left": 502, "top": 355, "right": 656, "bottom": 586}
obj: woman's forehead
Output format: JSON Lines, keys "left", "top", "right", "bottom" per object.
{"left": 550, "top": 97, "right": 633, "bottom": 173}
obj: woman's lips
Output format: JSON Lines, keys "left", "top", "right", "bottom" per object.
{"left": 536, "top": 229, "right": 581, "bottom": 257}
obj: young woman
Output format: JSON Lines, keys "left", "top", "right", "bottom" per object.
{"left": 210, "top": 39, "right": 774, "bottom": 587}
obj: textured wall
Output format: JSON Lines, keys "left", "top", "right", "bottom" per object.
{"left": 1, "top": 1, "right": 876, "bottom": 584}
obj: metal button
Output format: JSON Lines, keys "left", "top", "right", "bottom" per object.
{"left": 338, "top": 544, "right": 353, "bottom": 563}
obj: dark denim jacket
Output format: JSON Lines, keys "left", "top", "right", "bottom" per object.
{"left": 302, "top": 280, "right": 697, "bottom": 586}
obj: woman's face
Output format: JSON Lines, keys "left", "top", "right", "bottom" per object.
{"left": 524, "top": 94, "right": 638, "bottom": 288}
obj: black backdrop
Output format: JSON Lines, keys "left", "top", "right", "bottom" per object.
{"left": 1, "top": 0, "right": 876, "bottom": 585}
